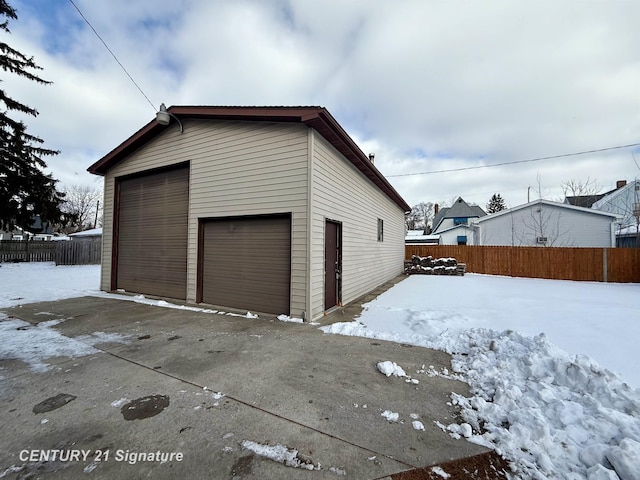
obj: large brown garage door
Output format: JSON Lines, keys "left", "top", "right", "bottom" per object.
{"left": 116, "top": 165, "right": 189, "bottom": 299}
{"left": 200, "top": 214, "right": 291, "bottom": 315}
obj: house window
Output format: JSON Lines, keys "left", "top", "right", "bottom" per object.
{"left": 377, "top": 218, "right": 384, "bottom": 242}
{"left": 453, "top": 217, "right": 468, "bottom": 225}
{"left": 457, "top": 235, "right": 467, "bottom": 245}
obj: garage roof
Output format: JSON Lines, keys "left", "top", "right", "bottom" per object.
{"left": 87, "top": 106, "right": 410, "bottom": 212}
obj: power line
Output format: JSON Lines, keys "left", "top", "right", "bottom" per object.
{"left": 68, "top": 0, "right": 157, "bottom": 112}
{"left": 387, "top": 142, "right": 640, "bottom": 177}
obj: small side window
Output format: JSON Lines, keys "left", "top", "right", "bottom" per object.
{"left": 377, "top": 218, "right": 384, "bottom": 242}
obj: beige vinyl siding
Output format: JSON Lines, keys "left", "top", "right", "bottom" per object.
{"left": 101, "top": 119, "right": 309, "bottom": 314}
{"left": 309, "top": 131, "right": 405, "bottom": 320}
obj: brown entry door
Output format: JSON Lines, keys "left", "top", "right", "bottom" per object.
{"left": 324, "top": 220, "right": 342, "bottom": 310}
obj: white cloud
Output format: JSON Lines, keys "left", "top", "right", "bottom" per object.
{"left": 5, "top": 0, "right": 640, "bottom": 206}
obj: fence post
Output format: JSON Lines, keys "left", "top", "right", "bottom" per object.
{"left": 603, "top": 248, "right": 608, "bottom": 283}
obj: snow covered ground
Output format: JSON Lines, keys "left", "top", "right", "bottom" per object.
{"left": 0, "top": 262, "right": 101, "bottom": 309}
{"left": 339, "top": 274, "right": 640, "bottom": 388}
{"left": 323, "top": 275, "right": 640, "bottom": 479}
{"left": 2, "top": 263, "right": 640, "bottom": 478}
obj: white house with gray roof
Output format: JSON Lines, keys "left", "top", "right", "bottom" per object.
{"left": 475, "top": 199, "right": 621, "bottom": 247}
{"left": 431, "top": 197, "right": 486, "bottom": 245}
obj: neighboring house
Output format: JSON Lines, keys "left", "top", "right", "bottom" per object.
{"left": 405, "top": 229, "right": 441, "bottom": 245}
{"left": 88, "top": 106, "right": 410, "bottom": 320}
{"left": 0, "top": 216, "right": 55, "bottom": 240}
{"left": 615, "top": 225, "right": 639, "bottom": 248}
{"left": 69, "top": 227, "right": 102, "bottom": 240}
{"left": 564, "top": 194, "right": 606, "bottom": 208}
{"left": 563, "top": 180, "right": 627, "bottom": 208}
{"left": 591, "top": 179, "right": 640, "bottom": 246}
{"left": 475, "top": 199, "right": 621, "bottom": 247}
{"left": 431, "top": 197, "right": 486, "bottom": 245}
{"left": 0, "top": 226, "right": 26, "bottom": 240}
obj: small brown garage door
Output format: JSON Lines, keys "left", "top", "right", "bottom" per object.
{"left": 116, "top": 165, "right": 189, "bottom": 299}
{"left": 200, "top": 214, "right": 291, "bottom": 315}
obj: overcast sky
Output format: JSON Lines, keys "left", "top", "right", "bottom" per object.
{"left": 5, "top": 0, "right": 640, "bottom": 209}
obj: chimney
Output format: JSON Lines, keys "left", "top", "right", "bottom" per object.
{"left": 616, "top": 180, "right": 627, "bottom": 189}
{"left": 434, "top": 203, "right": 439, "bottom": 215}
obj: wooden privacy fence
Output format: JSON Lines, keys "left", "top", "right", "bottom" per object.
{"left": 0, "top": 239, "right": 101, "bottom": 265}
{"left": 55, "top": 239, "right": 101, "bottom": 265}
{"left": 0, "top": 240, "right": 57, "bottom": 262}
{"left": 406, "top": 245, "right": 640, "bottom": 283}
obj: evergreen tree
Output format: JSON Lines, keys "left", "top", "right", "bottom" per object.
{"left": 486, "top": 193, "right": 507, "bottom": 214}
{"left": 0, "top": 0, "right": 65, "bottom": 232}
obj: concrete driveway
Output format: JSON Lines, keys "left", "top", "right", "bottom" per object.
{"left": 0, "top": 295, "right": 492, "bottom": 479}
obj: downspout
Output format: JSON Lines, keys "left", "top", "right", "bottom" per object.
{"left": 610, "top": 220, "right": 617, "bottom": 248}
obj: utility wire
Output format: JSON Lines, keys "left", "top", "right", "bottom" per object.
{"left": 388, "top": 142, "right": 640, "bottom": 177}
{"left": 68, "top": 0, "right": 157, "bottom": 112}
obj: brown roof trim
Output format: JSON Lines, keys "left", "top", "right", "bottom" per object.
{"left": 87, "top": 106, "right": 410, "bottom": 212}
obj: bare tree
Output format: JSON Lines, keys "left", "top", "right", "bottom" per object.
{"left": 60, "top": 184, "right": 102, "bottom": 233}
{"left": 516, "top": 204, "right": 573, "bottom": 247}
{"left": 561, "top": 177, "right": 601, "bottom": 200}
{"left": 405, "top": 201, "right": 434, "bottom": 232}
{"left": 532, "top": 173, "right": 551, "bottom": 201}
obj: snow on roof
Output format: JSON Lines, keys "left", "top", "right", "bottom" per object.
{"left": 617, "top": 225, "right": 639, "bottom": 236}
{"left": 405, "top": 231, "right": 440, "bottom": 243}
{"left": 69, "top": 228, "right": 102, "bottom": 237}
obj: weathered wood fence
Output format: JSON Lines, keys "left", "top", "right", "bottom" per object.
{"left": 55, "top": 239, "right": 102, "bottom": 265}
{"left": 406, "top": 245, "right": 640, "bottom": 283}
{"left": 0, "top": 240, "right": 57, "bottom": 262}
{"left": 0, "top": 240, "right": 101, "bottom": 265}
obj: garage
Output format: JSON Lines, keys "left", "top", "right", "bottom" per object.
{"left": 116, "top": 165, "right": 189, "bottom": 299}
{"left": 90, "top": 106, "right": 410, "bottom": 320}
{"left": 199, "top": 214, "right": 291, "bottom": 315}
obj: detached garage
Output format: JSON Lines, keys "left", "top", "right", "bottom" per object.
{"left": 89, "top": 106, "right": 410, "bottom": 321}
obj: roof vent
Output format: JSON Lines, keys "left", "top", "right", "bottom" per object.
{"left": 368, "top": 153, "right": 375, "bottom": 164}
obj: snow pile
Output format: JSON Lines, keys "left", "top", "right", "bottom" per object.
{"left": 381, "top": 410, "right": 399, "bottom": 422}
{"left": 376, "top": 360, "right": 406, "bottom": 377}
{"left": 240, "top": 440, "right": 320, "bottom": 470}
{"left": 430, "top": 466, "right": 451, "bottom": 479}
{"left": 324, "top": 322, "right": 640, "bottom": 479}
{"left": 605, "top": 439, "right": 640, "bottom": 480}
{"left": 277, "top": 314, "right": 304, "bottom": 323}
{"left": 412, "top": 420, "right": 425, "bottom": 431}
{"left": 129, "top": 295, "right": 258, "bottom": 318}
{"left": 110, "top": 398, "right": 130, "bottom": 408}
{"left": 445, "top": 329, "right": 640, "bottom": 479}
